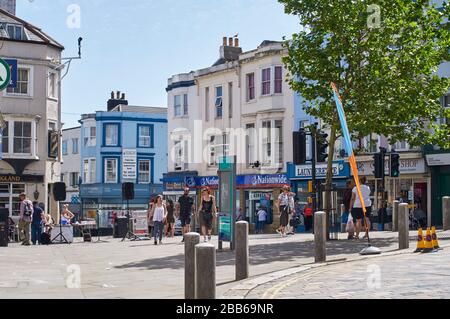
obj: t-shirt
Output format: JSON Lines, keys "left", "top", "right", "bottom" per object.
{"left": 178, "top": 195, "right": 193, "bottom": 215}
{"left": 32, "top": 206, "right": 43, "bottom": 225}
{"left": 153, "top": 205, "right": 165, "bottom": 222}
{"left": 257, "top": 210, "right": 267, "bottom": 221}
{"left": 352, "top": 185, "right": 372, "bottom": 208}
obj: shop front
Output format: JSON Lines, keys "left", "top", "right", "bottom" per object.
{"left": 287, "top": 161, "right": 351, "bottom": 213}
{"left": 355, "top": 153, "right": 430, "bottom": 225}
{"left": 426, "top": 151, "right": 450, "bottom": 226}
{"left": 162, "top": 172, "right": 199, "bottom": 203}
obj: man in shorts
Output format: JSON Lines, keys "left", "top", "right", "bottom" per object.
{"left": 176, "top": 187, "right": 194, "bottom": 243}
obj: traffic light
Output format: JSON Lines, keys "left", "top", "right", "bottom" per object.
{"left": 293, "top": 130, "right": 307, "bottom": 165}
{"left": 316, "top": 131, "right": 329, "bottom": 163}
{"left": 390, "top": 153, "right": 400, "bottom": 178}
{"left": 373, "top": 153, "right": 384, "bottom": 179}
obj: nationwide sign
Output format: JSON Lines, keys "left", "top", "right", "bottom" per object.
{"left": 236, "top": 174, "right": 288, "bottom": 188}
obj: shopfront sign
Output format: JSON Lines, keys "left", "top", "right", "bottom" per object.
{"left": 0, "top": 175, "right": 44, "bottom": 183}
{"left": 426, "top": 153, "right": 450, "bottom": 166}
{"left": 289, "top": 161, "right": 349, "bottom": 180}
{"left": 237, "top": 174, "right": 288, "bottom": 188}
{"left": 195, "top": 176, "right": 219, "bottom": 188}
{"left": 249, "top": 192, "right": 274, "bottom": 201}
{"left": 122, "top": 149, "right": 137, "bottom": 180}
{"left": 355, "top": 158, "right": 426, "bottom": 176}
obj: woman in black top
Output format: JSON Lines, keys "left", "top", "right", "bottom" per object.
{"left": 165, "top": 200, "right": 175, "bottom": 238}
{"left": 198, "top": 187, "right": 217, "bottom": 243}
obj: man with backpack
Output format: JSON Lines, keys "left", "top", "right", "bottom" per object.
{"left": 19, "top": 193, "right": 33, "bottom": 246}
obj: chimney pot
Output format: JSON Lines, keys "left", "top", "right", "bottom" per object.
{"left": 234, "top": 38, "right": 239, "bottom": 47}
{"left": 117, "top": 91, "right": 121, "bottom": 99}
{"left": 111, "top": 91, "right": 114, "bottom": 99}
{"left": 223, "top": 37, "right": 227, "bottom": 46}
{"left": 121, "top": 93, "right": 125, "bottom": 100}
{"left": 228, "top": 37, "right": 233, "bottom": 46}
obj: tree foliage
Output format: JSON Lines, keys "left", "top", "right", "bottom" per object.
{"left": 280, "top": 0, "right": 450, "bottom": 148}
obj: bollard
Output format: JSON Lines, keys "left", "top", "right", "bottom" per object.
{"left": 184, "top": 232, "right": 200, "bottom": 299}
{"left": 195, "top": 243, "right": 216, "bottom": 299}
{"left": 236, "top": 221, "right": 249, "bottom": 281}
{"left": 392, "top": 201, "right": 399, "bottom": 232}
{"left": 314, "top": 211, "right": 326, "bottom": 263}
{"left": 443, "top": 197, "right": 450, "bottom": 231}
{"left": 398, "top": 203, "right": 409, "bottom": 250}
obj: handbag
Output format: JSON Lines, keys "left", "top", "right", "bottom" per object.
{"left": 346, "top": 213, "right": 355, "bottom": 234}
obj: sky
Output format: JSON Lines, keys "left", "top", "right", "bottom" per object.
{"left": 16, "top": 0, "right": 300, "bottom": 128}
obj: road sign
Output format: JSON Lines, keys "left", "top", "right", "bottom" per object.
{"left": 0, "top": 58, "right": 11, "bottom": 91}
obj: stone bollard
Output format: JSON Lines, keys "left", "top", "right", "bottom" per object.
{"left": 184, "top": 232, "right": 200, "bottom": 299}
{"left": 392, "top": 201, "right": 399, "bottom": 232}
{"left": 398, "top": 203, "right": 409, "bottom": 250}
{"left": 236, "top": 221, "right": 249, "bottom": 281}
{"left": 443, "top": 197, "right": 450, "bottom": 231}
{"left": 314, "top": 211, "right": 326, "bottom": 263}
{"left": 195, "top": 243, "right": 216, "bottom": 299}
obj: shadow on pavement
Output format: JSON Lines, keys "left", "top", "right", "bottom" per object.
{"left": 114, "top": 235, "right": 446, "bottom": 271}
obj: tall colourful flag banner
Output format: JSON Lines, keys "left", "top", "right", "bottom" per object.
{"left": 331, "top": 83, "right": 366, "bottom": 214}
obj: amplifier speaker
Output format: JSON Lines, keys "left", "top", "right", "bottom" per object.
{"left": 53, "top": 182, "right": 67, "bottom": 201}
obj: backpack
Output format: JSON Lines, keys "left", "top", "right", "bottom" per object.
{"left": 40, "top": 232, "right": 51, "bottom": 245}
{"left": 23, "top": 202, "right": 33, "bottom": 217}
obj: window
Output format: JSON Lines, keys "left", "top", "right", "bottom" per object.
{"left": 246, "top": 73, "right": 255, "bottom": 101}
{"left": 48, "top": 72, "right": 57, "bottom": 99}
{"left": 70, "top": 172, "right": 79, "bottom": 188}
{"left": 228, "top": 82, "right": 233, "bottom": 118}
{"left": 1, "top": 121, "right": 8, "bottom": 153}
{"left": 183, "top": 94, "right": 188, "bottom": 115}
{"left": 13, "top": 121, "right": 31, "bottom": 154}
{"left": 83, "top": 159, "right": 96, "bottom": 184}
{"left": 138, "top": 125, "right": 153, "bottom": 148}
{"left": 105, "top": 158, "right": 118, "bottom": 183}
{"left": 84, "top": 126, "right": 96, "bottom": 147}
{"left": 7, "top": 25, "right": 26, "bottom": 40}
{"left": 174, "top": 139, "right": 188, "bottom": 171}
{"left": 7, "top": 68, "right": 30, "bottom": 95}
{"left": 444, "top": 95, "right": 450, "bottom": 108}
{"left": 205, "top": 87, "right": 210, "bottom": 122}
{"left": 138, "top": 160, "right": 151, "bottom": 184}
{"left": 262, "top": 68, "right": 271, "bottom": 95}
{"left": 207, "top": 134, "right": 228, "bottom": 167}
{"left": 246, "top": 124, "right": 256, "bottom": 166}
{"left": 215, "top": 86, "right": 223, "bottom": 118}
{"left": 83, "top": 160, "right": 89, "bottom": 184}
{"left": 208, "top": 135, "right": 217, "bottom": 166}
{"left": 72, "top": 138, "right": 79, "bottom": 154}
{"left": 104, "top": 124, "right": 119, "bottom": 146}
{"left": 90, "top": 159, "right": 96, "bottom": 183}
{"left": 174, "top": 95, "right": 182, "bottom": 117}
{"left": 393, "top": 141, "right": 410, "bottom": 151}
{"left": 274, "top": 120, "right": 283, "bottom": 165}
{"left": 261, "top": 120, "right": 283, "bottom": 167}
{"left": 274, "top": 66, "right": 283, "bottom": 94}
{"left": 62, "top": 140, "right": 68, "bottom": 155}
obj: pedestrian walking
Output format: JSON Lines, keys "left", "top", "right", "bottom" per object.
{"left": 198, "top": 187, "right": 217, "bottom": 243}
{"left": 343, "top": 179, "right": 355, "bottom": 239}
{"left": 31, "top": 202, "right": 43, "bottom": 245}
{"left": 256, "top": 207, "right": 267, "bottom": 234}
{"left": 276, "top": 185, "right": 293, "bottom": 237}
{"left": 165, "top": 199, "right": 175, "bottom": 238}
{"left": 349, "top": 177, "right": 372, "bottom": 240}
{"left": 176, "top": 187, "right": 194, "bottom": 243}
{"left": 147, "top": 197, "right": 155, "bottom": 239}
{"left": 18, "top": 193, "right": 33, "bottom": 246}
{"left": 150, "top": 195, "right": 167, "bottom": 245}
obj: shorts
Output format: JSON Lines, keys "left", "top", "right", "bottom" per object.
{"left": 180, "top": 214, "right": 191, "bottom": 227}
{"left": 352, "top": 207, "right": 372, "bottom": 220}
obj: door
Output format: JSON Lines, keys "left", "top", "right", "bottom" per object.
{"left": 436, "top": 172, "right": 450, "bottom": 226}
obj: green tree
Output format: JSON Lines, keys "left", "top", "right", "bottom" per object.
{"left": 280, "top": 0, "right": 450, "bottom": 226}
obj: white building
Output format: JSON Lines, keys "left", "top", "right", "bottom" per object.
{"left": 61, "top": 126, "right": 81, "bottom": 205}
{"left": 165, "top": 38, "right": 294, "bottom": 223}
{"left": 0, "top": 4, "right": 64, "bottom": 221}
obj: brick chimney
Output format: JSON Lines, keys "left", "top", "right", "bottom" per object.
{"left": 107, "top": 91, "right": 128, "bottom": 111}
{"left": 0, "top": 0, "right": 16, "bottom": 15}
{"left": 220, "top": 35, "right": 242, "bottom": 62}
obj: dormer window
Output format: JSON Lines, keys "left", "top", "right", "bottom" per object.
{"left": 6, "top": 24, "right": 27, "bottom": 41}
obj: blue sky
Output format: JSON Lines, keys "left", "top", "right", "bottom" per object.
{"left": 17, "top": 0, "right": 299, "bottom": 128}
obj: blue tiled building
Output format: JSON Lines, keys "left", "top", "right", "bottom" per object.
{"left": 79, "top": 94, "right": 167, "bottom": 228}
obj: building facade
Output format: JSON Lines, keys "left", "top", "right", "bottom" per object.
{"left": 79, "top": 93, "right": 167, "bottom": 230}
{"left": 165, "top": 38, "right": 295, "bottom": 227}
{"left": 0, "top": 5, "right": 64, "bottom": 221}
{"left": 61, "top": 126, "right": 81, "bottom": 214}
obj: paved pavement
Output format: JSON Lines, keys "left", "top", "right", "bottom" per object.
{"left": 1, "top": 230, "right": 449, "bottom": 299}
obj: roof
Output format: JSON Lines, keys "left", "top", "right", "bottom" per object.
{"left": 62, "top": 126, "right": 81, "bottom": 132}
{"left": 0, "top": 8, "right": 64, "bottom": 50}
{"left": 110, "top": 104, "right": 168, "bottom": 115}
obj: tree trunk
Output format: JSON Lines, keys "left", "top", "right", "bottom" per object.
{"left": 324, "top": 112, "right": 339, "bottom": 240}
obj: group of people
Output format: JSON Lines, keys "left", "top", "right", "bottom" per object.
{"left": 147, "top": 186, "right": 217, "bottom": 245}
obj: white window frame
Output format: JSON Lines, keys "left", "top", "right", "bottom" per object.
{"left": 6, "top": 24, "right": 27, "bottom": 40}
{"left": 84, "top": 126, "right": 97, "bottom": 147}
{"left": 246, "top": 73, "right": 256, "bottom": 102}
{"left": 104, "top": 158, "right": 118, "bottom": 184}
{"left": 174, "top": 94, "right": 188, "bottom": 118}
{"left": 62, "top": 140, "right": 68, "bottom": 156}
{"left": 138, "top": 160, "right": 151, "bottom": 184}
{"left": 104, "top": 124, "right": 119, "bottom": 146}
{"left": 5, "top": 65, "right": 34, "bottom": 97}
{"left": 83, "top": 158, "right": 96, "bottom": 184}
{"left": 138, "top": 126, "right": 152, "bottom": 148}
{"left": 72, "top": 138, "right": 79, "bottom": 154}
{"left": 1, "top": 118, "right": 38, "bottom": 158}
{"left": 261, "top": 68, "right": 271, "bottom": 96}
{"left": 260, "top": 119, "right": 283, "bottom": 168}
{"left": 215, "top": 86, "right": 223, "bottom": 118}
{"left": 70, "top": 172, "right": 79, "bottom": 188}
{"left": 260, "top": 65, "right": 283, "bottom": 96}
